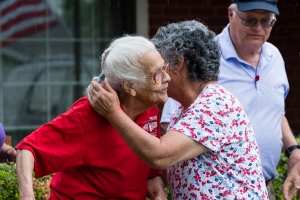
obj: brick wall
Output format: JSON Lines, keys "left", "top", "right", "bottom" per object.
{"left": 148, "top": 0, "right": 300, "bottom": 134}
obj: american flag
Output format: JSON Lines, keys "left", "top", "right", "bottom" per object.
{"left": 0, "top": 0, "right": 58, "bottom": 47}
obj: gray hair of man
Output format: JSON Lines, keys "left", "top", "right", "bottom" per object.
{"left": 151, "top": 20, "right": 220, "bottom": 82}
{"left": 88, "top": 35, "right": 156, "bottom": 98}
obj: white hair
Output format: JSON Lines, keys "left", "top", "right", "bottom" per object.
{"left": 229, "top": 4, "right": 238, "bottom": 17}
{"left": 93, "top": 35, "right": 156, "bottom": 94}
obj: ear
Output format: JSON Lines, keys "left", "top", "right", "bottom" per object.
{"left": 228, "top": 7, "right": 234, "bottom": 21}
{"left": 121, "top": 81, "right": 137, "bottom": 97}
{"left": 172, "top": 56, "right": 185, "bottom": 74}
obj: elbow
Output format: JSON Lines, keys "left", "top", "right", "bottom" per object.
{"left": 147, "top": 158, "right": 174, "bottom": 170}
{"left": 143, "top": 149, "right": 176, "bottom": 170}
{"left": 16, "top": 149, "right": 34, "bottom": 166}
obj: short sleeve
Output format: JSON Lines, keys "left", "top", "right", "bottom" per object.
{"left": 160, "top": 98, "right": 181, "bottom": 123}
{"left": 171, "top": 99, "right": 227, "bottom": 152}
{"left": 15, "top": 108, "right": 88, "bottom": 177}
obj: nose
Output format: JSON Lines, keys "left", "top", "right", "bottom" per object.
{"left": 162, "top": 71, "right": 171, "bottom": 82}
{"left": 252, "top": 21, "right": 264, "bottom": 30}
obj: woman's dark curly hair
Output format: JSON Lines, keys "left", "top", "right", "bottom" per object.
{"left": 151, "top": 20, "right": 220, "bottom": 82}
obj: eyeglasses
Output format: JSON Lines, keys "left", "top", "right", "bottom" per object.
{"left": 152, "top": 63, "right": 170, "bottom": 84}
{"left": 233, "top": 9, "right": 276, "bottom": 28}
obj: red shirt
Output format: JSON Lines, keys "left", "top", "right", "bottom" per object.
{"left": 16, "top": 97, "right": 161, "bottom": 200}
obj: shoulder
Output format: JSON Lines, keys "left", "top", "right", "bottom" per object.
{"left": 65, "top": 96, "right": 93, "bottom": 115}
{"left": 52, "top": 97, "right": 97, "bottom": 124}
{"left": 261, "top": 42, "right": 285, "bottom": 69}
{"left": 263, "top": 41, "right": 282, "bottom": 56}
{"left": 70, "top": 96, "right": 90, "bottom": 109}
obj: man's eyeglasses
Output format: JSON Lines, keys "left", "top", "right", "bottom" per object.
{"left": 152, "top": 63, "right": 170, "bottom": 84}
{"left": 233, "top": 9, "right": 276, "bottom": 28}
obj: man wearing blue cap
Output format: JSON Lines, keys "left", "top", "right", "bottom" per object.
{"left": 160, "top": 0, "right": 298, "bottom": 199}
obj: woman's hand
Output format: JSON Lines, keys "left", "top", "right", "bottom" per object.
{"left": 88, "top": 79, "right": 120, "bottom": 119}
{"left": 147, "top": 176, "right": 168, "bottom": 200}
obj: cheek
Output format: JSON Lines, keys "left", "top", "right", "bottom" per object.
{"left": 264, "top": 29, "right": 271, "bottom": 40}
{"left": 140, "top": 85, "right": 161, "bottom": 97}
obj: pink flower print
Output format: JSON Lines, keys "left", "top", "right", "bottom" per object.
{"left": 217, "top": 110, "right": 228, "bottom": 117}
{"left": 234, "top": 157, "right": 245, "bottom": 164}
{"left": 220, "top": 190, "right": 232, "bottom": 196}
{"left": 230, "top": 119, "right": 239, "bottom": 128}
{"left": 225, "top": 103, "right": 229, "bottom": 109}
{"left": 235, "top": 106, "right": 242, "bottom": 113}
{"left": 247, "top": 156, "right": 256, "bottom": 162}
{"left": 203, "top": 103, "right": 210, "bottom": 109}
{"left": 230, "top": 95, "right": 236, "bottom": 104}
{"left": 240, "top": 168, "right": 251, "bottom": 175}
{"left": 198, "top": 118, "right": 206, "bottom": 128}
{"left": 199, "top": 136, "right": 209, "bottom": 143}
{"left": 200, "top": 109, "right": 213, "bottom": 117}
{"left": 205, "top": 127, "right": 213, "bottom": 134}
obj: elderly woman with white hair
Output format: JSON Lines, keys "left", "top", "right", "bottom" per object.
{"left": 88, "top": 20, "right": 268, "bottom": 199}
{"left": 16, "top": 35, "right": 170, "bottom": 200}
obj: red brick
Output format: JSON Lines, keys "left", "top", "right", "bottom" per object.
{"left": 164, "top": 6, "right": 189, "bottom": 16}
{"left": 190, "top": 7, "right": 217, "bottom": 16}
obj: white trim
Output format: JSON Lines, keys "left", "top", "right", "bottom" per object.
{"left": 136, "top": 0, "right": 148, "bottom": 38}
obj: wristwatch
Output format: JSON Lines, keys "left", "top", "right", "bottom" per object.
{"left": 285, "top": 144, "right": 300, "bottom": 158}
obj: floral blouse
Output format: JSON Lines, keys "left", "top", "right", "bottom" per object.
{"left": 167, "top": 84, "right": 268, "bottom": 200}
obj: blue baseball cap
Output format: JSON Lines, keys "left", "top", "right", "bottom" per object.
{"left": 231, "top": 0, "right": 279, "bottom": 15}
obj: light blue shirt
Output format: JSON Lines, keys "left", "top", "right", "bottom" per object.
{"left": 161, "top": 24, "right": 289, "bottom": 181}
{"left": 216, "top": 24, "right": 289, "bottom": 180}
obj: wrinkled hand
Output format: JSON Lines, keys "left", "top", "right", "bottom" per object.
{"left": 147, "top": 176, "right": 168, "bottom": 200}
{"left": 288, "top": 149, "right": 300, "bottom": 197}
{"left": 7, "top": 147, "right": 17, "bottom": 163}
{"left": 283, "top": 160, "right": 300, "bottom": 200}
{"left": 87, "top": 79, "right": 120, "bottom": 119}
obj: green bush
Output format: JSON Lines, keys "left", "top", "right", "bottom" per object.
{"left": 0, "top": 164, "right": 52, "bottom": 200}
{"left": 273, "top": 135, "right": 300, "bottom": 200}
{"left": 2, "top": 136, "right": 300, "bottom": 200}
{"left": 0, "top": 164, "right": 19, "bottom": 199}
{"left": 273, "top": 152, "right": 290, "bottom": 199}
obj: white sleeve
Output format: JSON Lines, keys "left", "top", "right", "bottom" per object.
{"left": 160, "top": 98, "right": 181, "bottom": 123}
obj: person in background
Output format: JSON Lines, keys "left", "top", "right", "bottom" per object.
{"left": 88, "top": 20, "right": 268, "bottom": 199}
{"left": 160, "top": 1, "right": 297, "bottom": 199}
{"left": 16, "top": 35, "right": 168, "bottom": 200}
{"left": 0, "top": 123, "right": 16, "bottom": 164}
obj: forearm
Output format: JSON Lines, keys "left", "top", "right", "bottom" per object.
{"left": 282, "top": 115, "right": 297, "bottom": 149}
{"left": 16, "top": 149, "right": 35, "bottom": 200}
{"left": 88, "top": 80, "right": 207, "bottom": 168}
{"left": 281, "top": 115, "right": 300, "bottom": 174}
{"left": 106, "top": 110, "right": 164, "bottom": 168}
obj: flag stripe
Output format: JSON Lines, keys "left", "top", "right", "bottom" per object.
{"left": 0, "top": 0, "right": 58, "bottom": 47}
{"left": 0, "top": 0, "right": 41, "bottom": 17}
{"left": 2, "top": 10, "right": 52, "bottom": 32}
{"left": 1, "top": 3, "right": 48, "bottom": 25}
{"left": 1, "top": 14, "right": 57, "bottom": 40}
{"left": 1, "top": 20, "right": 57, "bottom": 47}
